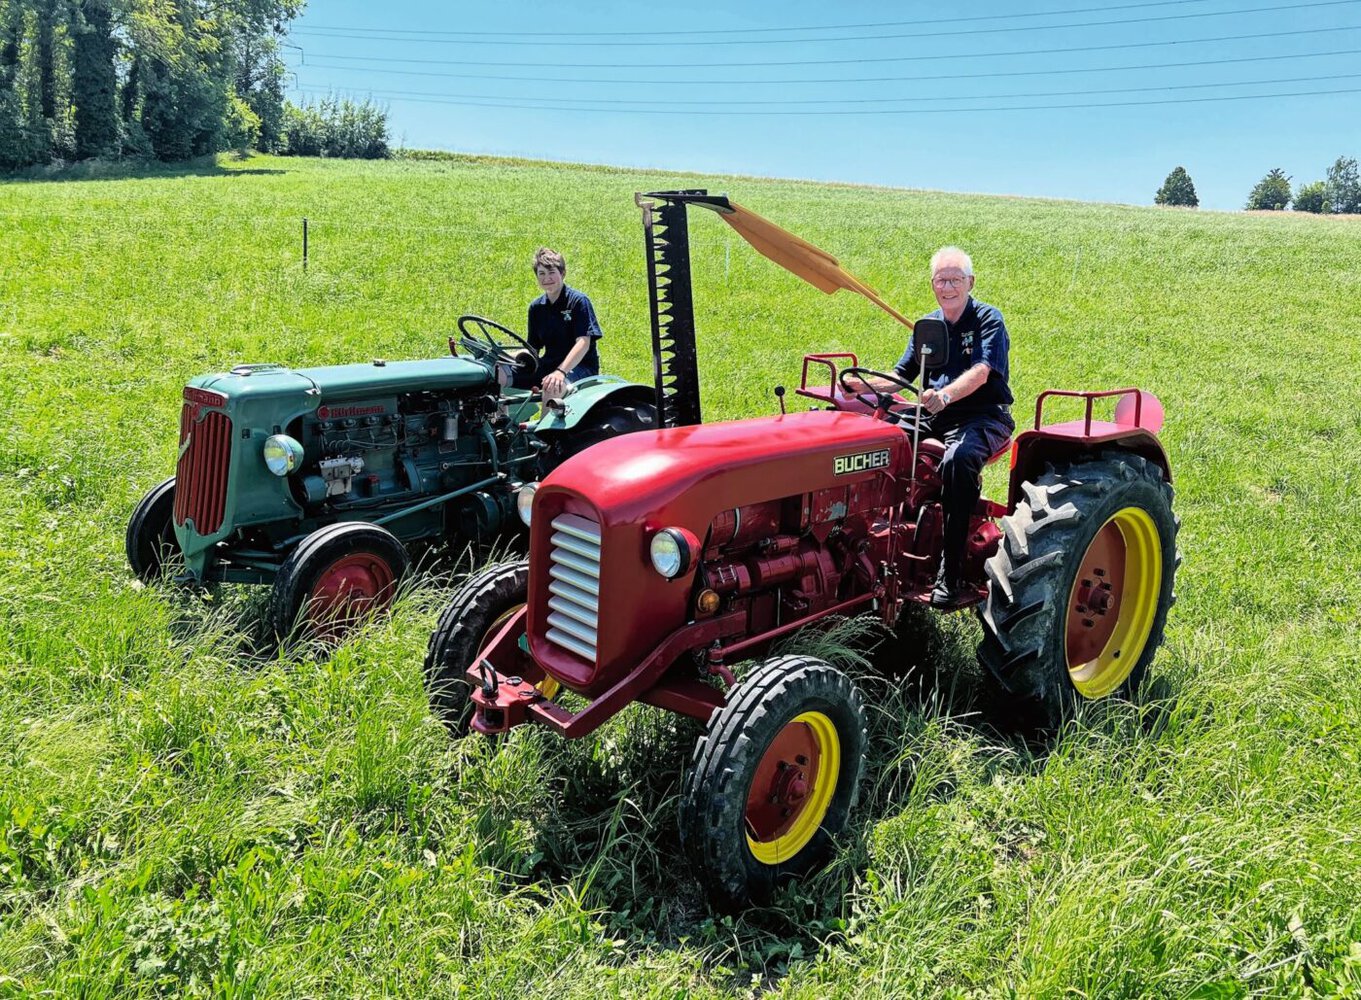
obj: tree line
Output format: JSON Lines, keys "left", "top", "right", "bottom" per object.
{"left": 1154, "top": 157, "right": 1361, "bottom": 214}
{"left": 0, "top": 0, "right": 389, "bottom": 169}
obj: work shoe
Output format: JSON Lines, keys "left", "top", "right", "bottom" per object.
{"left": 930, "top": 578, "right": 963, "bottom": 607}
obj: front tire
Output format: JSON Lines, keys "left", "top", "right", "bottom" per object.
{"left": 977, "top": 451, "right": 1180, "bottom": 730}
{"left": 423, "top": 560, "right": 560, "bottom": 735}
{"left": 267, "top": 522, "right": 410, "bottom": 646}
{"left": 679, "top": 655, "right": 867, "bottom": 910}
{"left": 126, "top": 477, "right": 180, "bottom": 581}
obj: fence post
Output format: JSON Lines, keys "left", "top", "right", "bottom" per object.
{"left": 303, "top": 217, "right": 308, "bottom": 272}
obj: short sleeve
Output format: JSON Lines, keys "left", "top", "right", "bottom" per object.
{"left": 575, "top": 294, "right": 603, "bottom": 340}
{"left": 526, "top": 303, "right": 542, "bottom": 351}
{"left": 893, "top": 334, "right": 919, "bottom": 382}
{"left": 976, "top": 307, "right": 1009, "bottom": 377}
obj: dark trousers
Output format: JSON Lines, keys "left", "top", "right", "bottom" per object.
{"left": 925, "top": 409, "right": 1014, "bottom": 582}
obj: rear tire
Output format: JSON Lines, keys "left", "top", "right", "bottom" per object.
{"left": 538, "top": 400, "right": 657, "bottom": 476}
{"left": 679, "top": 655, "right": 867, "bottom": 910}
{"left": 126, "top": 477, "right": 180, "bottom": 581}
{"left": 268, "top": 522, "right": 410, "bottom": 646}
{"left": 424, "top": 560, "right": 559, "bottom": 736}
{"left": 977, "top": 451, "right": 1180, "bottom": 730}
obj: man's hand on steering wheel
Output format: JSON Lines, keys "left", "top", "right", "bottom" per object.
{"left": 838, "top": 366, "right": 920, "bottom": 420}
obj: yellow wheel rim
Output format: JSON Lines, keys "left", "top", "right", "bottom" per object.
{"left": 745, "top": 711, "right": 841, "bottom": 865}
{"left": 1066, "top": 506, "right": 1163, "bottom": 699}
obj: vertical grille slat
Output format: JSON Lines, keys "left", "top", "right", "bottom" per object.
{"left": 546, "top": 513, "right": 600, "bottom": 663}
{"left": 173, "top": 400, "right": 232, "bottom": 535}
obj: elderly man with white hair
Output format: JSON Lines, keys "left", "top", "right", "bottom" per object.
{"left": 893, "top": 246, "right": 1015, "bottom": 606}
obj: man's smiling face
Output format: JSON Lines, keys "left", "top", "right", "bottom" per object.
{"left": 931, "top": 263, "right": 974, "bottom": 319}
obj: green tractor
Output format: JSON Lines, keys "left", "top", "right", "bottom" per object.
{"left": 126, "top": 316, "right": 654, "bottom": 641}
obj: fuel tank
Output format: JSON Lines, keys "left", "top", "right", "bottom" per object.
{"left": 525, "top": 410, "right": 905, "bottom": 694}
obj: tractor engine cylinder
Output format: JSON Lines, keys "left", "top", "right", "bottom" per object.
{"left": 707, "top": 502, "right": 783, "bottom": 551}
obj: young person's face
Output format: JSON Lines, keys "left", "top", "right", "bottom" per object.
{"left": 535, "top": 265, "right": 564, "bottom": 297}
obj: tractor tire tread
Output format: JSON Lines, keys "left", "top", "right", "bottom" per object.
{"left": 977, "top": 450, "right": 1179, "bottom": 730}
{"left": 424, "top": 560, "right": 530, "bottom": 735}
{"left": 679, "top": 656, "right": 867, "bottom": 910}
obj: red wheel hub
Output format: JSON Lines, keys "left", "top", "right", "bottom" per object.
{"left": 1065, "top": 521, "right": 1126, "bottom": 665}
{"left": 745, "top": 720, "right": 821, "bottom": 844}
{"left": 305, "top": 552, "right": 397, "bottom": 636}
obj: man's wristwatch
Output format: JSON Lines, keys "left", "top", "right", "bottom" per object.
{"left": 939, "top": 390, "right": 952, "bottom": 406}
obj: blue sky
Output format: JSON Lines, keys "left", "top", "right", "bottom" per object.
{"left": 287, "top": 1, "right": 1361, "bottom": 211}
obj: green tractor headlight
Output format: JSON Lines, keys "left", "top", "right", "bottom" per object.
{"left": 263, "top": 434, "right": 304, "bottom": 476}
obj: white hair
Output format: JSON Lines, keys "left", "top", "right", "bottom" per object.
{"left": 930, "top": 246, "right": 974, "bottom": 277}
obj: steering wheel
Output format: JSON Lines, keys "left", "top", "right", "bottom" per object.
{"left": 838, "top": 366, "right": 919, "bottom": 410}
{"left": 456, "top": 314, "right": 535, "bottom": 364}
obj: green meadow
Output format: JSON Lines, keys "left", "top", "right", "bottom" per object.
{"left": 1, "top": 153, "right": 1360, "bottom": 997}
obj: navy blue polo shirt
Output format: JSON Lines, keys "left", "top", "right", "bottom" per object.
{"left": 894, "top": 297, "right": 1013, "bottom": 421}
{"left": 526, "top": 285, "right": 602, "bottom": 377}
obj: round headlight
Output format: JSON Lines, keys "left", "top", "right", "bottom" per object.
{"left": 650, "top": 527, "right": 695, "bottom": 579}
{"left": 262, "top": 434, "right": 304, "bottom": 476}
{"left": 516, "top": 483, "right": 538, "bottom": 526}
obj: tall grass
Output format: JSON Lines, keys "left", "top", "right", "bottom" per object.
{"left": 0, "top": 154, "right": 1358, "bottom": 997}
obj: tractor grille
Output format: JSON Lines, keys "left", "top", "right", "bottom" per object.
{"left": 173, "top": 403, "right": 233, "bottom": 535}
{"left": 545, "top": 513, "right": 600, "bottom": 663}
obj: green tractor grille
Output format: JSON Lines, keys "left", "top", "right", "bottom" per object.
{"left": 173, "top": 402, "right": 232, "bottom": 535}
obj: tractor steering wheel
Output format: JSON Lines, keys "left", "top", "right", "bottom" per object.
{"left": 456, "top": 314, "right": 536, "bottom": 365}
{"left": 838, "top": 366, "right": 920, "bottom": 414}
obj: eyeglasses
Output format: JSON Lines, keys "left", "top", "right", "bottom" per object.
{"left": 932, "top": 275, "right": 970, "bottom": 289}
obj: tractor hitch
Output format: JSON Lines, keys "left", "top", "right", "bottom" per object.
{"left": 469, "top": 671, "right": 543, "bottom": 735}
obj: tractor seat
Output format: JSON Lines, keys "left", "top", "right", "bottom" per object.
{"left": 914, "top": 437, "right": 1013, "bottom": 466}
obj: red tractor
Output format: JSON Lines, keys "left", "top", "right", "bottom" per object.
{"left": 424, "top": 191, "right": 1179, "bottom": 908}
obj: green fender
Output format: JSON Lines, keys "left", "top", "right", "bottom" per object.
{"left": 527, "top": 375, "right": 655, "bottom": 435}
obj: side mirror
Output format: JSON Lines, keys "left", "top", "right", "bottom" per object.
{"left": 913, "top": 317, "right": 949, "bottom": 371}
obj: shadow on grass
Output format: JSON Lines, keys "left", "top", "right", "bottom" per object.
{"left": 1, "top": 155, "right": 288, "bottom": 185}
{"left": 484, "top": 608, "right": 1027, "bottom": 980}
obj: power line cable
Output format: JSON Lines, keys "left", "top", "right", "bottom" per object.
{"left": 303, "top": 0, "right": 1219, "bottom": 38}
{"left": 296, "top": 84, "right": 1361, "bottom": 115}
{"left": 294, "top": 72, "right": 1361, "bottom": 108}
{"left": 297, "top": 47, "right": 1361, "bottom": 86}
{"left": 294, "top": 0, "right": 1360, "bottom": 47}
{"left": 288, "top": 24, "right": 1361, "bottom": 71}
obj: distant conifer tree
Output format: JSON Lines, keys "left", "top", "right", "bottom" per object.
{"left": 1155, "top": 166, "right": 1199, "bottom": 207}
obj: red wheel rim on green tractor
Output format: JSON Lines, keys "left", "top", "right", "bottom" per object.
{"left": 744, "top": 711, "right": 841, "bottom": 864}
{"left": 1064, "top": 507, "right": 1163, "bottom": 699}
{"left": 304, "top": 552, "right": 399, "bottom": 640}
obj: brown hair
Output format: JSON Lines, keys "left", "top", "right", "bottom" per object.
{"left": 532, "top": 247, "right": 566, "bottom": 275}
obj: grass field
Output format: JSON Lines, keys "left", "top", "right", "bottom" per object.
{"left": 2, "top": 153, "right": 1360, "bottom": 998}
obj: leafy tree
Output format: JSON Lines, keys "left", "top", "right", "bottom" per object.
{"left": 71, "top": 0, "right": 118, "bottom": 158}
{"left": 1155, "top": 166, "right": 1199, "bottom": 207}
{"left": 1245, "top": 168, "right": 1291, "bottom": 211}
{"left": 1324, "top": 155, "right": 1361, "bottom": 214}
{"left": 282, "top": 96, "right": 390, "bottom": 159}
{"left": 1293, "top": 181, "right": 1328, "bottom": 214}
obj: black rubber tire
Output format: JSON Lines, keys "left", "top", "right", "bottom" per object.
{"left": 126, "top": 477, "right": 180, "bottom": 581}
{"left": 423, "top": 560, "right": 530, "bottom": 735}
{"left": 538, "top": 400, "right": 657, "bottom": 476}
{"left": 679, "top": 655, "right": 868, "bottom": 910}
{"left": 267, "top": 522, "right": 410, "bottom": 646}
{"left": 977, "top": 451, "right": 1181, "bottom": 731}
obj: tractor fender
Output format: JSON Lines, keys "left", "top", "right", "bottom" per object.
{"left": 528, "top": 376, "right": 655, "bottom": 435}
{"left": 1007, "top": 426, "right": 1171, "bottom": 510}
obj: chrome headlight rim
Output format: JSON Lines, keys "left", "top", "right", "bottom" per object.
{"left": 262, "top": 434, "right": 304, "bottom": 477}
{"left": 650, "top": 527, "right": 695, "bottom": 579}
{"left": 516, "top": 482, "right": 539, "bottom": 526}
